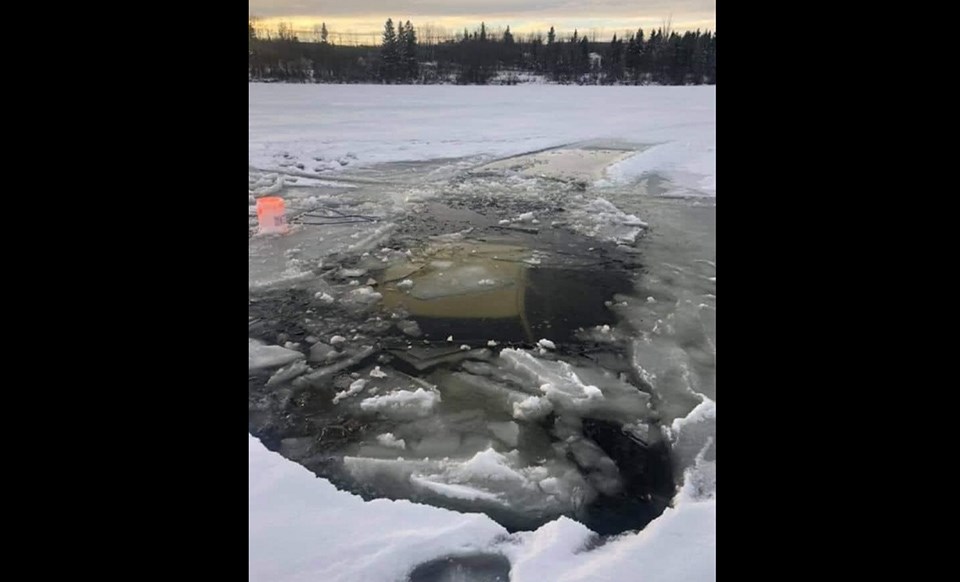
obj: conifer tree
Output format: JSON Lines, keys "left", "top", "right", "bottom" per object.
{"left": 397, "top": 21, "right": 408, "bottom": 78}
{"left": 380, "top": 18, "right": 400, "bottom": 82}
{"left": 403, "top": 20, "right": 418, "bottom": 80}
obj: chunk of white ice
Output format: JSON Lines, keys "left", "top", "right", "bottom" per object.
{"left": 333, "top": 378, "right": 368, "bottom": 404}
{"left": 360, "top": 388, "right": 441, "bottom": 419}
{"left": 376, "top": 433, "right": 406, "bottom": 450}
{"left": 249, "top": 339, "right": 304, "bottom": 371}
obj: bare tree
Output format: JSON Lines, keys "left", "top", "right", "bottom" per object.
{"left": 661, "top": 14, "right": 673, "bottom": 38}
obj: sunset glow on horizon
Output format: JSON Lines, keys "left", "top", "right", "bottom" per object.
{"left": 250, "top": 1, "right": 716, "bottom": 43}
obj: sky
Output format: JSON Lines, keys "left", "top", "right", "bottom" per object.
{"left": 249, "top": 1, "right": 716, "bottom": 43}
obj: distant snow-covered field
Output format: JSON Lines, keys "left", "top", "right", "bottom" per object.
{"left": 249, "top": 84, "right": 715, "bottom": 197}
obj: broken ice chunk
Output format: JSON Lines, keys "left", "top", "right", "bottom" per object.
{"left": 266, "top": 360, "right": 309, "bottom": 387}
{"left": 333, "top": 378, "right": 367, "bottom": 404}
{"left": 397, "top": 320, "right": 423, "bottom": 337}
{"left": 347, "top": 286, "right": 382, "bottom": 305}
{"left": 249, "top": 339, "right": 304, "bottom": 371}
{"left": 428, "top": 228, "right": 473, "bottom": 242}
{"left": 512, "top": 395, "right": 554, "bottom": 421}
{"left": 309, "top": 342, "right": 343, "bottom": 364}
{"left": 410, "top": 476, "right": 503, "bottom": 502}
{"left": 297, "top": 345, "right": 378, "bottom": 387}
{"left": 376, "top": 433, "right": 406, "bottom": 450}
{"left": 498, "top": 348, "right": 651, "bottom": 422}
{"left": 567, "top": 437, "right": 623, "bottom": 496}
{"left": 488, "top": 421, "right": 520, "bottom": 448}
{"left": 391, "top": 347, "right": 492, "bottom": 373}
{"left": 359, "top": 388, "right": 440, "bottom": 419}
{"left": 538, "top": 477, "right": 561, "bottom": 495}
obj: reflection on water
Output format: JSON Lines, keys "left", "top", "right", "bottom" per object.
{"left": 379, "top": 240, "right": 631, "bottom": 345}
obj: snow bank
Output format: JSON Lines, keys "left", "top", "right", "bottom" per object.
{"left": 605, "top": 141, "right": 716, "bottom": 196}
{"left": 249, "top": 434, "right": 507, "bottom": 582}
{"left": 251, "top": 433, "right": 714, "bottom": 582}
{"left": 505, "top": 499, "right": 716, "bottom": 582}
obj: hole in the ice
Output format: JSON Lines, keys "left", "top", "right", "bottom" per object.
{"left": 249, "top": 211, "right": 673, "bottom": 536}
{"left": 377, "top": 239, "right": 633, "bottom": 345}
{"left": 407, "top": 554, "right": 510, "bottom": 582}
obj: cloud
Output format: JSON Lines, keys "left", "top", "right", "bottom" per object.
{"left": 249, "top": 0, "right": 716, "bottom": 22}
{"left": 249, "top": 0, "right": 716, "bottom": 38}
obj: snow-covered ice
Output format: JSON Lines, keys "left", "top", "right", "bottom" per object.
{"left": 249, "top": 434, "right": 506, "bottom": 582}
{"left": 249, "top": 85, "right": 715, "bottom": 197}
{"left": 250, "top": 433, "right": 715, "bottom": 582}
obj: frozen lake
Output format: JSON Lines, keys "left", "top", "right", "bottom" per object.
{"left": 248, "top": 84, "right": 715, "bottom": 582}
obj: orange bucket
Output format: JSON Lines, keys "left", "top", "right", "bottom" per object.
{"left": 256, "top": 196, "right": 288, "bottom": 234}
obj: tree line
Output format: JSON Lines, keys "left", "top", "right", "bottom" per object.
{"left": 249, "top": 19, "right": 716, "bottom": 85}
